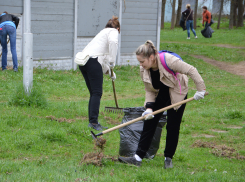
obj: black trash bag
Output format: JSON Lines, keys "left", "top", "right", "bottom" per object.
{"left": 201, "top": 26, "right": 214, "bottom": 38}
{"left": 179, "top": 14, "right": 187, "bottom": 31}
{"left": 119, "top": 107, "right": 167, "bottom": 159}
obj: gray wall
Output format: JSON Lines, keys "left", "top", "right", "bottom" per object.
{"left": 0, "top": 0, "right": 23, "bottom": 14}
{"left": 121, "top": 0, "right": 159, "bottom": 53}
{"left": 31, "top": 0, "right": 74, "bottom": 59}
{"left": 77, "top": 0, "right": 119, "bottom": 36}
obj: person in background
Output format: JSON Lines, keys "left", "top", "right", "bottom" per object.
{"left": 182, "top": 4, "right": 197, "bottom": 39}
{"left": 119, "top": 40, "right": 206, "bottom": 169}
{"left": 76, "top": 16, "right": 120, "bottom": 131}
{"left": 0, "top": 11, "right": 19, "bottom": 72}
{"left": 202, "top": 6, "right": 212, "bottom": 28}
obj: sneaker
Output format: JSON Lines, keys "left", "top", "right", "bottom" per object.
{"left": 195, "top": 36, "right": 198, "bottom": 39}
{"left": 164, "top": 157, "right": 173, "bottom": 169}
{"left": 118, "top": 156, "right": 141, "bottom": 167}
{"left": 14, "top": 68, "right": 18, "bottom": 72}
{"left": 187, "top": 37, "right": 190, "bottom": 39}
{"left": 88, "top": 123, "right": 108, "bottom": 131}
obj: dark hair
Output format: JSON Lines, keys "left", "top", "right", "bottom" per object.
{"left": 105, "top": 16, "right": 120, "bottom": 33}
{"left": 202, "top": 6, "right": 207, "bottom": 10}
{"left": 3, "top": 11, "right": 8, "bottom": 14}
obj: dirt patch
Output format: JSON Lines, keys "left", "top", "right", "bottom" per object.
{"left": 46, "top": 115, "right": 75, "bottom": 123}
{"left": 227, "top": 126, "right": 243, "bottom": 129}
{"left": 214, "top": 44, "right": 245, "bottom": 49}
{"left": 210, "top": 129, "right": 228, "bottom": 133}
{"left": 192, "top": 55, "right": 245, "bottom": 79}
{"left": 81, "top": 152, "right": 118, "bottom": 166}
{"left": 94, "top": 137, "right": 107, "bottom": 150}
{"left": 192, "top": 140, "right": 245, "bottom": 160}
{"left": 192, "top": 134, "right": 215, "bottom": 138}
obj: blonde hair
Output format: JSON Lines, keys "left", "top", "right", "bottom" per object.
{"left": 136, "top": 40, "right": 157, "bottom": 58}
{"left": 186, "top": 4, "right": 191, "bottom": 9}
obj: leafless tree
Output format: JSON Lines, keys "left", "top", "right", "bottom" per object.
{"left": 217, "top": 0, "right": 224, "bottom": 29}
{"left": 161, "top": 0, "right": 167, "bottom": 29}
{"left": 194, "top": 0, "right": 198, "bottom": 29}
{"left": 171, "top": 0, "right": 176, "bottom": 29}
{"left": 229, "top": 0, "right": 235, "bottom": 29}
{"left": 237, "top": 0, "right": 244, "bottom": 27}
{"left": 175, "top": 0, "right": 182, "bottom": 27}
{"left": 233, "top": 0, "right": 238, "bottom": 26}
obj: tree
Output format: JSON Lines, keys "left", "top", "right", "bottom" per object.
{"left": 175, "top": 0, "right": 182, "bottom": 27}
{"left": 171, "top": 0, "right": 176, "bottom": 29}
{"left": 161, "top": 0, "right": 167, "bottom": 29}
{"left": 229, "top": 0, "right": 235, "bottom": 29}
{"left": 237, "top": 0, "right": 244, "bottom": 27}
{"left": 194, "top": 0, "right": 198, "bottom": 29}
{"left": 217, "top": 0, "right": 224, "bottom": 29}
{"left": 232, "top": 0, "right": 238, "bottom": 26}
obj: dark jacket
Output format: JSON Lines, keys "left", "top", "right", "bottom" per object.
{"left": 0, "top": 14, "right": 20, "bottom": 29}
{"left": 182, "top": 9, "right": 193, "bottom": 21}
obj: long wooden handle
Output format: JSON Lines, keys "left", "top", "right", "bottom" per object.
{"left": 102, "top": 92, "right": 209, "bottom": 134}
{"left": 111, "top": 68, "right": 119, "bottom": 108}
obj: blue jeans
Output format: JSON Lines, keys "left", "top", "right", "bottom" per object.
{"left": 186, "top": 20, "right": 196, "bottom": 37}
{"left": 0, "top": 25, "right": 18, "bottom": 70}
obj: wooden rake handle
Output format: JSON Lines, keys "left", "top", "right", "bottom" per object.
{"left": 102, "top": 92, "right": 209, "bottom": 135}
{"left": 110, "top": 68, "right": 119, "bottom": 108}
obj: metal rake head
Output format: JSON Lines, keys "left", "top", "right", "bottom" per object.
{"left": 104, "top": 107, "right": 124, "bottom": 114}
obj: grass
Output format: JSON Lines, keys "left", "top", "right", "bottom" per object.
{"left": 161, "top": 19, "right": 245, "bottom": 63}
{"left": 0, "top": 23, "right": 245, "bottom": 181}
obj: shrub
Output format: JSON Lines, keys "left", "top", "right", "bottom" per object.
{"left": 8, "top": 84, "right": 47, "bottom": 108}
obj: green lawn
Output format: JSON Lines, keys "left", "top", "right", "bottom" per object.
{"left": 0, "top": 24, "right": 245, "bottom": 181}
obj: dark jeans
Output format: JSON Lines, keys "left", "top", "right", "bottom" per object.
{"left": 79, "top": 58, "right": 103, "bottom": 124}
{"left": 136, "top": 90, "right": 187, "bottom": 159}
{"left": 186, "top": 20, "right": 196, "bottom": 37}
{"left": 0, "top": 25, "right": 18, "bottom": 70}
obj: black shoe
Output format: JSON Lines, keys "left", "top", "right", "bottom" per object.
{"left": 118, "top": 156, "right": 141, "bottom": 167}
{"left": 88, "top": 123, "right": 108, "bottom": 131}
{"left": 164, "top": 157, "right": 173, "bottom": 169}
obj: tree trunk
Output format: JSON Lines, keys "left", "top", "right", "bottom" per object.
{"left": 217, "top": 0, "right": 224, "bottom": 29}
{"left": 161, "top": 0, "right": 167, "bottom": 29}
{"left": 237, "top": 0, "right": 244, "bottom": 27}
{"left": 233, "top": 0, "right": 238, "bottom": 26}
{"left": 171, "top": 0, "right": 176, "bottom": 29}
{"left": 229, "top": 0, "right": 234, "bottom": 29}
{"left": 194, "top": 0, "right": 198, "bottom": 29}
{"left": 175, "top": 0, "right": 182, "bottom": 27}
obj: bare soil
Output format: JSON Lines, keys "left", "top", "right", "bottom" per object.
{"left": 46, "top": 115, "right": 75, "bottom": 123}
{"left": 192, "top": 134, "right": 215, "bottom": 138}
{"left": 192, "top": 140, "right": 245, "bottom": 160}
{"left": 192, "top": 55, "right": 245, "bottom": 79}
{"left": 210, "top": 129, "right": 228, "bottom": 133}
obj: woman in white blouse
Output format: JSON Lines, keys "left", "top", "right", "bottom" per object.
{"left": 75, "top": 16, "right": 120, "bottom": 131}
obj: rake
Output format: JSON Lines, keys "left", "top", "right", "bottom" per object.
{"left": 92, "top": 92, "right": 209, "bottom": 142}
{"left": 105, "top": 68, "right": 123, "bottom": 114}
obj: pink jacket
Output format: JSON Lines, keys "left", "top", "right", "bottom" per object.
{"left": 140, "top": 53, "right": 206, "bottom": 110}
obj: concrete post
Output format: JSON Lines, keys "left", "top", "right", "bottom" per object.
{"left": 117, "top": 0, "right": 123, "bottom": 65}
{"left": 73, "top": 0, "right": 78, "bottom": 70}
{"left": 23, "top": 0, "right": 33, "bottom": 94}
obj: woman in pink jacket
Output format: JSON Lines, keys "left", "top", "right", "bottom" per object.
{"left": 119, "top": 40, "right": 206, "bottom": 168}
